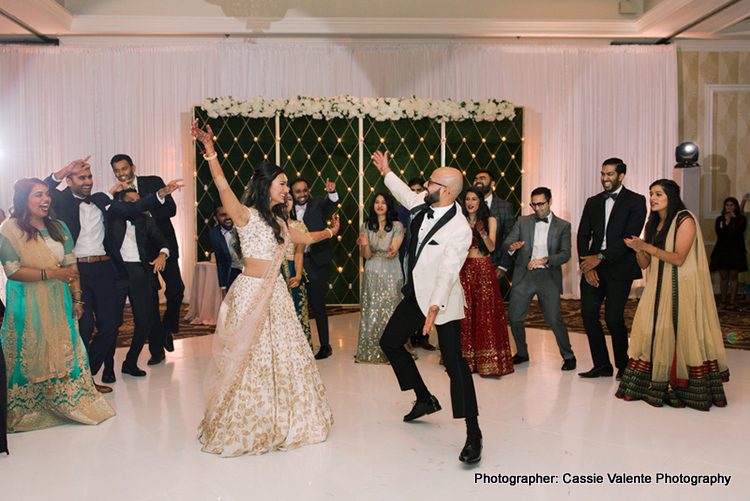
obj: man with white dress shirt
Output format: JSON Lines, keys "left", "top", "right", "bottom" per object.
{"left": 289, "top": 177, "right": 339, "bottom": 360}
{"left": 501, "top": 187, "right": 576, "bottom": 371}
{"left": 209, "top": 199, "right": 243, "bottom": 294}
{"left": 44, "top": 158, "right": 182, "bottom": 391}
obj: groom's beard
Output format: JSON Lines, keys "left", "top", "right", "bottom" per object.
{"left": 423, "top": 189, "right": 440, "bottom": 206}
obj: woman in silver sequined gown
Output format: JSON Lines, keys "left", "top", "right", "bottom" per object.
{"left": 356, "top": 193, "right": 406, "bottom": 364}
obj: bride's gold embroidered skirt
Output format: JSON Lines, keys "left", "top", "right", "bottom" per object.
{"left": 198, "top": 274, "right": 333, "bottom": 457}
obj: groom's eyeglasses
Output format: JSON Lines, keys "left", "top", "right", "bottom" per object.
{"left": 425, "top": 179, "right": 447, "bottom": 188}
{"left": 529, "top": 200, "right": 548, "bottom": 209}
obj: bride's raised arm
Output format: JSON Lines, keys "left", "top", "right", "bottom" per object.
{"left": 190, "top": 119, "right": 250, "bottom": 227}
{"left": 289, "top": 214, "right": 340, "bottom": 245}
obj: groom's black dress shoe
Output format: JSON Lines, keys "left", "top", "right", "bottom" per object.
{"left": 578, "top": 365, "right": 614, "bottom": 378}
{"left": 403, "top": 395, "right": 441, "bottom": 422}
{"left": 164, "top": 330, "right": 175, "bottom": 353}
{"left": 459, "top": 434, "right": 482, "bottom": 464}
{"left": 121, "top": 363, "right": 146, "bottom": 377}
{"left": 314, "top": 345, "right": 332, "bottom": 360}
{"left": 147, "top": 353, "right": 165, "bottom": 366}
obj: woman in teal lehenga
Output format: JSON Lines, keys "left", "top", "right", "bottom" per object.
{"left": 282, "top": 196, "right": 313, "bottom": 349}
{"left": 0, "top": 178, "right": 114, "bottom": 432}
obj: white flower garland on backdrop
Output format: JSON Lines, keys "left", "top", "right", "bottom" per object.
{"left": 202, "top": 95, "right": 515, "bottom": 123}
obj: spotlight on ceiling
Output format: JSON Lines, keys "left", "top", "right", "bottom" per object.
{"left": 675, "top": 142, "right": 700, "bottom": 168}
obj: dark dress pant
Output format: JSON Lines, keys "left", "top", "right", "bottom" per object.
{"left": 106, "top": 262, "right": 160, "bottom": 369}
{"left": 159, "top": 256, "right": 184, "bottom": 335}
{"left": 78, "top": 260, "right": 119, "bottom": 375}
{"left": 580, "top": 261, "right": 633, "bottom": 370}
{"left": 380, "top": 295, "right": 478, "bottom": 418}
{"left": 304, "top": 255, "right": 330, "bottom": 347}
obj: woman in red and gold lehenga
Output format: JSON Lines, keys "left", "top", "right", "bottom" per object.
{"left": 458, "top": 187, "right": 514, "bottom": 377}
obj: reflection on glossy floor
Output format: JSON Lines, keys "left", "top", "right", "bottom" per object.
{"left": 2, "top": 313, "right": 749, "bottom": 501}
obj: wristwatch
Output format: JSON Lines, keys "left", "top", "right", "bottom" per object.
{"left": 596, "top": 252, "right": 605, "bottom": 260}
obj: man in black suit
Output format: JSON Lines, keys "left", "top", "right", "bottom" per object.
{"left": 111, "top": 154, "right": 185, "bottom": 364}
{"left": 103, "top": 188, "right": 172, "bottom": 381}
{"left": 44, "top": 158, "right": 181, "bottom": 391}
{"left": 209, "top": 199, "right": 242, "bottom": 294}
{"left": 501, "top": 187, "right": 576, "bottom": 371}
{"left": 577, "top": 158, "right": 647, "bottom": 380}
{"left": 472, "top": 170, "right": 515, "bottom": 280}
{"left": 289, "top": 177, "right": 339, "bottom": 360}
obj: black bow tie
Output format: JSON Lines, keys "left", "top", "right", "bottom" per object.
{"left": 77, "top": 196, "right": 93, "bottom": 205}
{"left": 425, "top": 207, "right": 435, "bottom": 219}
{"left": 603, "top": 192, "right": 618, "bottom": 201}
{"left": 535, "top": 216, "right": 548, "bottom": 224}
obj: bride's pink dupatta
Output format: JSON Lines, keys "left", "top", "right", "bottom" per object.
{"left": 201, "top": 212, "right": 289, "bottom": 431}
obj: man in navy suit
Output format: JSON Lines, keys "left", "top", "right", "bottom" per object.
{"left": 111, "top": 154, "right": 185, "bottom": 364}
{"left": 104, "top": 189, "right": 172, "bottom": 382}
{"left": 209, "top": 199, "right": 242, "bottom": 293}
{"left": 289, "top": 177, "right": 339, "bottom": 360}
{"left": 44, "top": 158, "right": 182, "bottom": 391}
{"left": 577, "top": 158, "right": 647, "bottom": 380}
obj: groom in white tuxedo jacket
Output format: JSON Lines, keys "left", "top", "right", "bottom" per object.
{"left": 372, "top": 151, "right": 482, "bottom": 464}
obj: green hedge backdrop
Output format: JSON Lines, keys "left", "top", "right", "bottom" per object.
{"left": 194, "top": 107, "right": 523, "bottom": 305}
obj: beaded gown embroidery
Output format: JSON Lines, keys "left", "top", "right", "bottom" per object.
{"left": 198, "top": 208, "right": 332, "bottom": 456}
{"left": 459, "top": 229, "right": 514, "bottom": 376}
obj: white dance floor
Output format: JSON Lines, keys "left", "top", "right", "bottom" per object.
{"left": 2, "top": 313, "right": 749, "bottom": 501}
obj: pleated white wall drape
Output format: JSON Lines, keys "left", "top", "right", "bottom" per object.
{"left": 0, "top": 43, "right": 677, "bottom": 297}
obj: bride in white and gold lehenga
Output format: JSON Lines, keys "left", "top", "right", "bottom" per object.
{"left": 191, "top": 120, "right": 337, "bottom": 457}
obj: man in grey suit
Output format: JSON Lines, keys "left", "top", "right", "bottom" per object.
{"left": 501, "top": 187, "right": 576, "bottom": 371}
{"left": 472, "top": 170, "right": 515, "bottom": 279}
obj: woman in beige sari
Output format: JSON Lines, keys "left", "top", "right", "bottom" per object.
{"left": 616, "top": 179, "right": 729, "bottom": 410}
{"left": 191, "top": 120, "right": 338, "bottom": 457}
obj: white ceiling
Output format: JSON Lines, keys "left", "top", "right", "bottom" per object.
{"left": 1, "top": 0, "right": 749, "bottom": 46}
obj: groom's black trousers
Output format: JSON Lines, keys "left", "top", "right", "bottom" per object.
{"left": 380, "top": 294, "right": 478, "bottom": 418}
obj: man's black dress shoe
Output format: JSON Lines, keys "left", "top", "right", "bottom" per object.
{"left": 314, "top": 345, "right": 332, "bottom": 360}
{"left": 121, "top": 363, "right": 146, "bottom": 377}
{"left": 164, "top": 330, "right": 175, "bottom": 353}
{"left": 403, "top": 395, "right": 441, "bottom": 422}
{"left": 561, "top": 356, "right": 577, "bottom": 371}
{"left": 459, "top": 434, "right": 482, "bottom": 464}
{"left": 101, "top": 368, "right": 116, "bottom": 384}
{"left": 578, "top": 365, "right": 614, "bottom": 378}
{"left": 616, "top": 368, "right": 624, "bottom": 381}
{"left": 512, "top": 354, "right": 529, "bottom": 365}
{"left": 147, "top": 353, "right": 166, "bottom": 366}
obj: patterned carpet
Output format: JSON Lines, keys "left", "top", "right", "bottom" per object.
{"left": 110, "top": 297, "right": 750, "bottom": 351}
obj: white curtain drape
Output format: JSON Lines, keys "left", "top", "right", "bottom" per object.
{"left": 0, "top": 43, "right": 677, "bottom": 297}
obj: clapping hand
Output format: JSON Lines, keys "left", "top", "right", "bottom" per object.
{"left": 475, "top": 220, "right": 488, "bottom": 239}
{"left": 386, "top": 245, "right": 397, "bottom": 259}
{"left": 623, "top": 236, "right": 646, "bottom": 252}
{"left": 356, "top": 232, "right": 369, "bottom": 246}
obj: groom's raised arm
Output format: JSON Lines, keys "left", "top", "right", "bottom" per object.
{"left": 373, "top": 151, "right": 426, "bottom": 210}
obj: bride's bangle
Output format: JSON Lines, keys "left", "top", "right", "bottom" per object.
{"left": 326, "top": 228, "right": 333, "bottom": 238}
{"left": 203, "top": 152, "right": 218, "bottom": 161}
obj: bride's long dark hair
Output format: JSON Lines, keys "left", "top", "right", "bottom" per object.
{"left": 241, "top": 162, "right": 287, "bottom": 245}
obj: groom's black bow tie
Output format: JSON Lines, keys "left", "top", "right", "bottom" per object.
{"left": 535, "top": 216, "right": 548, "bottom": 224}
{"left": 603, "top": 192, "right": 618, "bottom": 201}
{"left": 424, "top": 207, "right": 435, "bottom": 219}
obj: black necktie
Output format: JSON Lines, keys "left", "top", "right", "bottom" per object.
{"left": 77, "top": 196, "right": 93, "bottom": 205}
{"left": 603, "top": 192, "right": 618, "bottom": 201}
{"left": 535, "top": 216, "right": 548, "bottom": 224}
